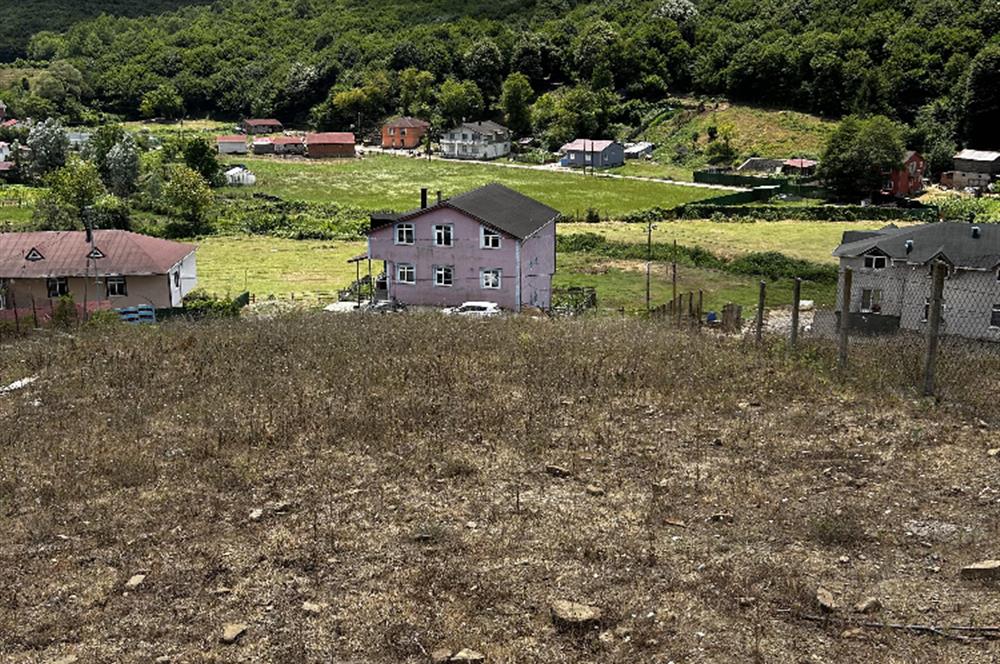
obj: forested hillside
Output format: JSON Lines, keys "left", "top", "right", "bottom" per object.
{"left": 2, "top": 0, "right": 999, "bottom": 152}
{"left": 0, "top": 0, "right": 211, "bottom": 62}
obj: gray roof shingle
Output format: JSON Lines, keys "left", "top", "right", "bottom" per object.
{"left": 834, "top": 222, "right": 1000, "bottom": 269}
{"left": 368, "top": 183, "right": 560, "bottom": 239}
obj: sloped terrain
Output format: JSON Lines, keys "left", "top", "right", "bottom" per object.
{"left": 2, "top": 315, "right": 1000, "bottom": 662}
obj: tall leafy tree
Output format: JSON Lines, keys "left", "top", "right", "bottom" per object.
{"left": 962, "top": 44, "right": 1000, "bottom": 148}
{"left": 26, "top": 117, "right": 69, "bottom": 180}
{"left": 500, "top": 73, "right": 533, "bottom": 137}
{"left": 819, "top": 115, "right": 905, "bottom": 199}
{"left": 437, "top": 79, "right": 484, "bottom": 127}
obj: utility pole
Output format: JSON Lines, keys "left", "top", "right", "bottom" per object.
{"left": 923, "top": 261, "right": 946, "bottom": 396}
{"left": 645, "top": 221, "right": 653, "bottom": 313}
{"left": 671, "top": 239, "right": 678, "bottom": 323}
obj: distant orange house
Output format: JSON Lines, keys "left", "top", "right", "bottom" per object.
{"left": 381, "top": 117, "right": 430, "bottom": 150}
{"left": 884, "top": 150, "right": 926, "bottom": 198}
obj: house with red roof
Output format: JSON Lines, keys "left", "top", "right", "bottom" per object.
{"left": 306, "top": 132, "right": 356, "bottom": 159}
{"left": 0, "top": 230, "right": 197, "bottom": 313}
{"left": 884, "top": 151, "right": 926, "bottom": 198}
{"left": 381, "top": 117, "right": 430, "bottom": 149}
{"left": 782, "top": 158, "right": 818, "bottom": 177}
{"left": 272, "top": 135, "right": 306, "bottom": 156}
{"left": 559, "top": 139, "right": 624, "bottom": 169}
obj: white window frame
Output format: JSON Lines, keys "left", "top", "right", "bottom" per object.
{"left": 480, "top": 268, "right": 502, "bottom": 290}
{"left": 481, "top": 226, "right": 501, "bottom": 249}
{"left": 991, "top": 305, "right": 1000, "bottom": 329}
{"left": 863, "top": 255, "right": 887, "bottom": 269}
{"left": 106, "top": 275, "right": 127, "bottom": 297}
{"left": 434, "top": 265, "right": 454, "bottom": 287}
{"left": 860, "top": 288, "right": 881, "bottom": 313}
{"left": 396, "top": 263, "right": 415, "bottom": 285}
{"left": 394, "top": 223, "right": 414, "bottom": 245}
{"left": 46, "top": 277, "right": 69, "bottom": 298}
{"left": 434, "top": 224, "right": 454, "bottom": 247}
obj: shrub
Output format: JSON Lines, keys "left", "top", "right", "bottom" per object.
{"left": 51, "top": 295, "right": 77, "bottom": 329}
{"left": 182, "top": 289, "right": 242, "bottom": 318}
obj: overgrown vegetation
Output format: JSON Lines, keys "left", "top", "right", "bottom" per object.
{"left": 2, "top": 315, "right": 1000, "bottom": 662}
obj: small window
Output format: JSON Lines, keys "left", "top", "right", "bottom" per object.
{"left": 173, "top": 271, "right": 180, "bottom": 288}
{"left": 46, "top": 277, "right": 69, "bottom": 298}
{"left": 922, "top": 298, "right": 946, "bottom": 323}
{"left": 25, "top": 247, "right": 44, "bottom": 262}
{"left": 864, "top": 255, "right": 887, "bottom": 269}
{"left": 481, "top": 227, "right": 501, "bottom": 249}
{"left": 88, "top": 247, "right": 105, "bottom": 260}
{"left": 991, "top": 305, "right": 1000, "bottom": 329}
{"left": 434, "top": 224, "right": 453, "bottom": 247}
{"left": 434, "top": 265, "right": 454, "bottom": 287}
{"left": 395, "top": 223, "right": 414, "bottom": 245}
{"left": 106, "top": 275, "right": 127, "bottom": 297}
{"left": 396, "top": 263, "right": 415, "bottom": 285}
{"left": 480, "top": 269, "right": 502, "bottom": 290}
{"left": 401, "top": 128, "right": 407, "bottom": 136}
{"left": 388, "top": 127, "right": 395, "bottom": 135}
{"left": 860, "top": 288, "right": 882, "bottom": 313}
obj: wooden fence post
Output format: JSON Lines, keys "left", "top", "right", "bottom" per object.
{"left": 755, "top": 280, "right": 766, "bottom": 343}
{"left": 697, "top": 290, "right": 703, "bottom": 329}
{"left": 838, "top": 268, "right": 853, "bottom": 370}
{"left": 790, "top": 277, "right": 802, "bottom": 348}
{"left": 923, "top": 261, "right": 946, "bottom": 397}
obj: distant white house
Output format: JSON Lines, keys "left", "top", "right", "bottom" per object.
{"left": 0, "top": 142, "right": 9, "bottom": 162}
{"left": 224, "top": 166, "right": 256, "bottom": 186}
{"left": 216, "top": 135, "right": 248, "bottom": 155}
{"left": 66, "top": 131, "right": 91, "bottom": 151}
{"left": 559, "top": 139, "right": 625, "bottom": 169}
{"left": 440, "top": 121, "right": 511, "bottom": 160}
{"left": 624, "top": 142, "right": 654, "bottom": 159}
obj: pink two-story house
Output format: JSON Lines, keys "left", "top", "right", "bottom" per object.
{"left": 367, "top": 184, "right": 559, "bottom": 311}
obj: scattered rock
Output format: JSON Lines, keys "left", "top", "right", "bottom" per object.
{"left": 551, "top": 599, "right": 603, "bottom": 629}
{"left": 450, "top": 648, "right": 485, "bottom": 662}
{"left": 430, "top": 648, "right": 453, "bottom": 663}
{"left": 302, "top": 601, "right": 324, "bottom": 615}
{"left": 961, "top": 560, "right": 1000, "bottom": 580}
{"left": 545, "top": 464, "right": 571, "bottom": 478}
{"left": 837, "top": 555, "right": 851, "bottom": 565}
{"left": 988, "top": 448, "right": 1000, "bottom": 458}
{"left": 50, "top": 657, "right": 78, "bottom": 664}
{"left": 708, "top": 512, "right": 734, "bottom": 524}
{"left": 854, "top": 597, "right": 881, "bottom": 614}
{"left": 249, "top": 508, "right": 264, "bottom": 522}
{"left": 664, "top": 518, "right": 687, "bottom": 528}
{"left": 125, "top": 573, "right": 146, "bottom": 589}
{"left": 816, "top": 587, "right": 837, "bottom": 612}
{"left": 841, "top": 627, "right": 863, "bottom": 639}
{"left": 585, "top": 484, "right": 605, "bottom": 496}
{"left": 212, "top": 586, "right": 232, "bottom": 595}
{"left": 155, "top": 657, "right": 172, "bottom": 664}
{"left": 221, "top": 622, "right": 248, "bottom": 644}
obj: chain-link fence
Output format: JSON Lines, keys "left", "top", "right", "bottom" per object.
{"left": 653, "top": 261, "right": 1000, "bottom": 418}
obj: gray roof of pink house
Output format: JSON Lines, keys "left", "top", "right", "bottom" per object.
{"left": 370, "top": 183, "right": 560, "bottom": 239}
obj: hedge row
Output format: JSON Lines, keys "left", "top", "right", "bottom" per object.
{"left": 557, "top": 232, "right": 837, "bottom": 283}
{"left": 215, "top": 195, "right": 369, "bottom": 240}
{"left": 620, "top": 203, "right": 939, "bottom": 224}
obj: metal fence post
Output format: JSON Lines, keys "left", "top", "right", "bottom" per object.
{"left": 790, "top": 277, "right": 801, "bottom": 348}
{"left": 838, "top": 268, "right": 853, "bottom": 370}
{"left": 923, "top": 261, "right": 946, "bottom": 397}
{"left": 755, "top": 280, "right": 766, "bottom": 343}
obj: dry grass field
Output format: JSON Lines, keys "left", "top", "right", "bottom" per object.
{"left": 3, "top": 315, "right": 1000, "bottom": 663}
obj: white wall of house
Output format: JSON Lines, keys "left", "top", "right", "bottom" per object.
{"left": 169, "top": 252, "right": 198, "bottom": 307}
{"left": 217, "top": 142, "right": 248, "bottom": 155}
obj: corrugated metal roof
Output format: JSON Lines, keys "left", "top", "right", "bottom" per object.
{"left": 306, "top": 132, "right": 355, "bottom": 145}
{"left": 0, "top": 230, "right": 195, "bottom": 278}
{"left": 216, "top": 135, "right": 246, "bottom": 143}
{"left": 385, "top": 116, "right": 431, "bottom": 129}
{"left": 244, "top": 118, "right": 283, "bottom": 127}
{"left": 560, "top": 139, "right": 617, "bottom": 153}
{"left": 454, "top": 121, "right": 508, "bottom": 135}
{"left": 954, "top": 149, "right": 1000, "bottom": 162}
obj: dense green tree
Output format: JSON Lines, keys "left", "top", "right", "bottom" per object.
{"left": 437, "top": 78, "right": 484, "bottom": 127}
{"left": 163, "top": 164, "right": 213, "bottom": 233}
{"left": 398, "top": 68, "right": 435, "bottom": 117}
{"left": 463, "top": 39, "right": 505, "bottom": 101}
{"left": 962, "top": 44, "right": 1000, "bottom": 148}
{"left": 106, "top": 135, "right": 141, "bottom": 198}
{"left": 500, "top": 73, "right": 533, "bottom": 137}
{"left": 181, "top": 137, "right": 220, "bottom": 186}
{"left": 25, "top": 117, "right": 69, "bottom": 179}
{"left": 140, "top": 83, "right": 185, "bottom": 120}
{"left": 819, "top": 115, "right": 905, "bottom": 198}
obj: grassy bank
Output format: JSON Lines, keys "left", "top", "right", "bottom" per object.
{"left": 224, "top": 154, "right": 724, "bottom": 218}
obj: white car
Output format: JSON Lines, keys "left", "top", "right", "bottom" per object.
{"left": 442, "top": 301, "right": 502, "bottom": 317}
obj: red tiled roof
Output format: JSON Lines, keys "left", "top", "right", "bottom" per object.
{"left": 0, "top": 230, "right": 195, "bottom": 278}
{"left": 0, "top": 162, "right": 15, "bottom": 171}
{"left": 306, "top": 132, "right": 355, "bottom": 145}
{"left": 384, "top": 117, "right": 430, "bottom": 129}
{"left": 244, "top": 118, "right": 283, "bottom": 127}
{"left": 217, "top": 135, "right": 246, "bottom": 143}
{"left": 271, "top": 136, "right": 305, "bottom": 145}
{"left": 1, "top": 119, "right": 17, "bottom": 128}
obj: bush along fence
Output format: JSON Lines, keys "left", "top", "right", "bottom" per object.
{"left": 651, "top": 261, "right": 990, "bottom": 403}
{"left": 693, "top": 170, "right": 833, "bottom": 199}
{"left": 619, "top": 203, "right": 940, "bottom": 224}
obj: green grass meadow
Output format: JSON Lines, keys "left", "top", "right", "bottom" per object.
{"left": 225, "top": 154, "right": 724, "bottom": 218}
